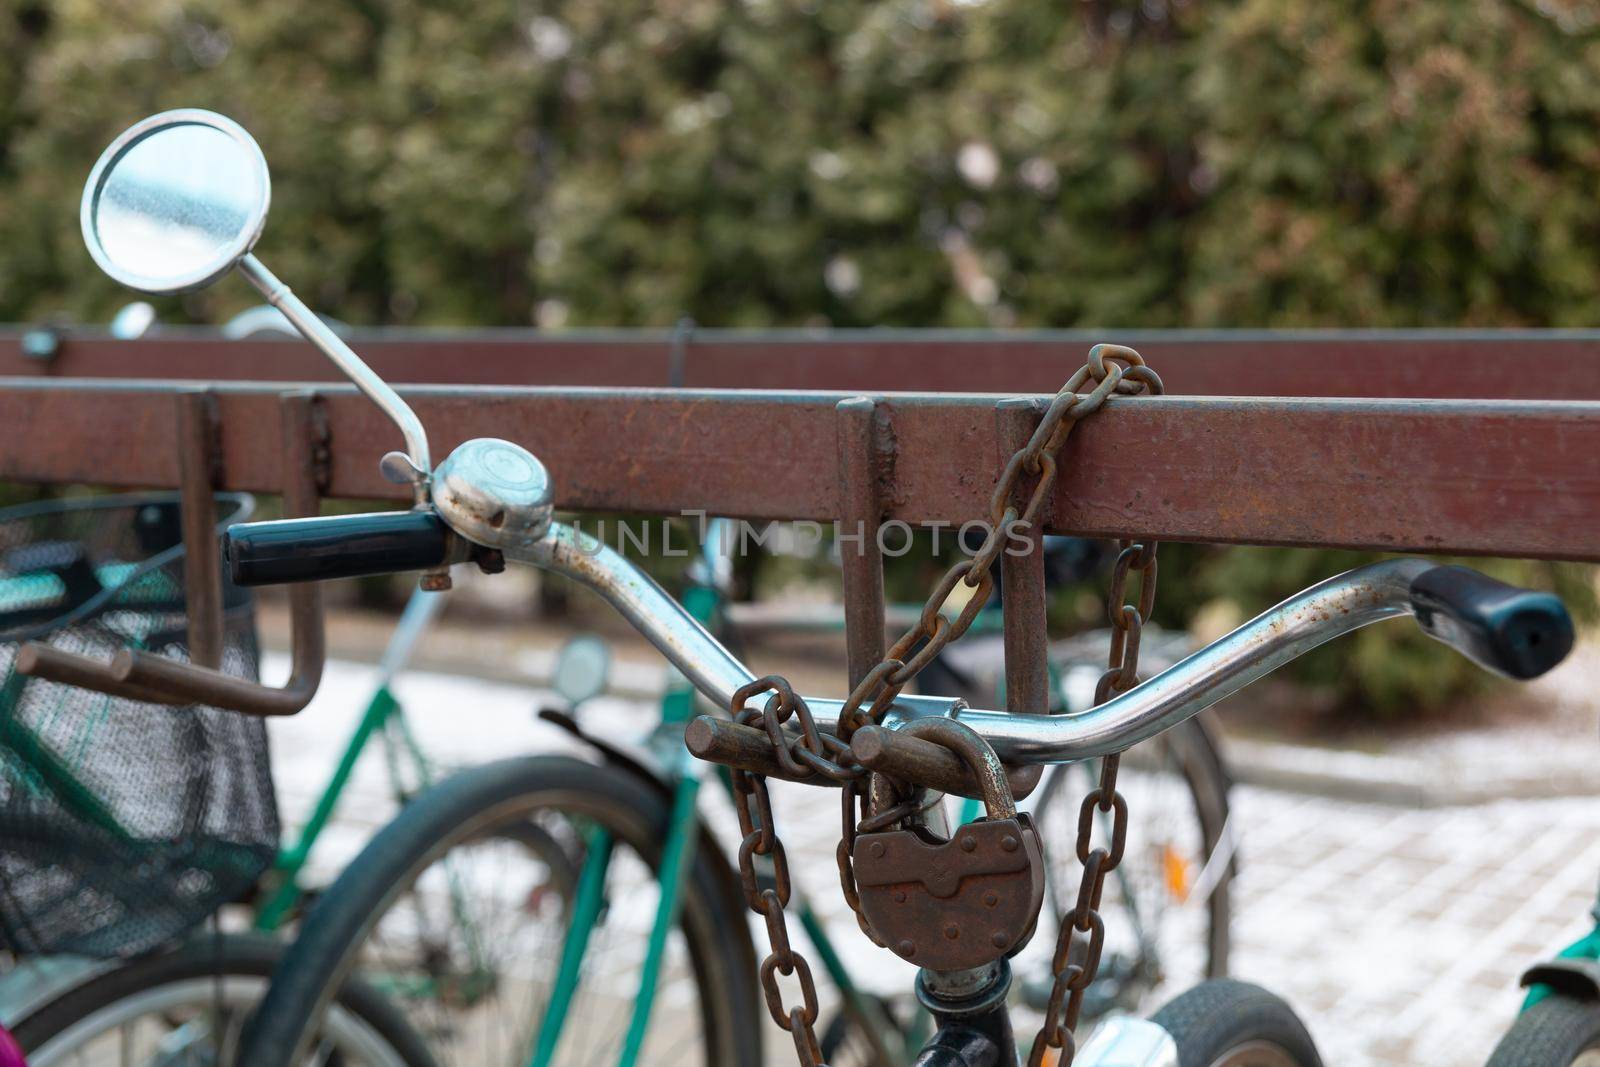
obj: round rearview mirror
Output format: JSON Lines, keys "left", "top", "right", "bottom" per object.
{"left": 551, "top": 634, "right": 611, "bottom": 709}
{"left": 81, "top": 109, "right": 269, "bottom": 295}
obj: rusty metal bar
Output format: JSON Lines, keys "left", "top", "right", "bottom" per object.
{"left": 117, "top": 392, "right": 328, "bottom": 715}
{"left": 175, "top": 390, "right": 223, "bottom": 669}
{"left": 9, "top": 330, "right": 1600, "bottom": 400}
{"left": 835, "top": 397, "right": 889, "bottom": 687}
{"left": 15, "top": 644, "right": 189, "bottom": 705}
{"left": 995, "top": 399, "right": 1049, "bottom": 795}
{"left": 684, "top": 717, "right": 1038, "bottom": 801}
{"left": 996, "top": 398, "right": 1051, "bottom": 719}
{"left": 0, "top": 381, "right": 1592, "bottom": 560}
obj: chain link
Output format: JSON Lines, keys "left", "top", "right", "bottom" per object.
{"left": 1026, "top": 537, "right": 1157, "bottom": 1067}
{"left": 830, "top": 345, "right": 1159, "bottom": 740}
{"left": 728, "top": 679, "right": 831, "bottom": 1067}
{"left": 720, "top": 344, "right": 1163, "bottom": 1067}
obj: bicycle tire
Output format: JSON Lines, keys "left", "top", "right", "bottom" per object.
{"left": 819, "top": 993, "right": 914, "bottom": 1067}
{"left": 1487, "top": 993, "right": 1600, "bottom": 1065}
{"left": 11, "top": 933, "right": 433, "bottom": 1066}
{"left": 237, "top": 754, "right": 761, "bottom": 1067}
{"left": 1150, "top": 979, "right": 1322, "bottom": 1067}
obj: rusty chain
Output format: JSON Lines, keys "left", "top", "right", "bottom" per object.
{"left": 728, "top": 677, "right": 835, "bottom": 1067}
{"left": 830, "top": 344, "right": 1160, "bottom": 739}
{"left": 1026, "top": 538, "right": 1156, "bottom": 1067}
{"left": 720, "top": 344, "right": 1162, "bottom": 1067}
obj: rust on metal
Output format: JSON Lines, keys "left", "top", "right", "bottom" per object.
{"left": 995, "top": 398, "right": 1052, "bottom": 798}
{"left": 851, "top": 716, "right": 1045, "bottom": 971}
{"left": 11, "top": 331, "right": 1600, "bottom": 400}
{"left": 14, "top": 388, "right": 332, "bottom": 713}
{"left": 995, "top": 399, "right": 1052, "bottom": 710}
{"left": 687, "top": 717, "right": 1039, "bottom": 801}
{"left": 0, "top": 381, "right": 1595, "bottom": 560}
{"left": 20, "top": 390, "right": 331, "bottom": 716}
{"left": 108, "top": 391, "right": 330, "bottom": 715}
{"left": 851, "top": 814, "right": 1046, "bottom": 970}
{"left": 835, "top": 397, "right": 889, "bottom": 688}
{"left": 175, "top": 390, "right": 224, "bottom": 669}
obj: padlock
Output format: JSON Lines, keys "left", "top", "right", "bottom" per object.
{"left": 851, "top": 719, "right": 1045, "bottom": 971}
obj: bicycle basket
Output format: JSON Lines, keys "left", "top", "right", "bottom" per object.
{"left": 0, "top": 492, "right": 277, "bottom": 958}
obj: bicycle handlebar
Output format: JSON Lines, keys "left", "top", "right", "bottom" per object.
{"left": 220, "top": 509, "right": 1575, "bottom": 771}
{"left": 1407, "top": 564, "right": 1573, "bottom": 679}
{"left": 225, "top": 510, "right": 456, "bottom": 586}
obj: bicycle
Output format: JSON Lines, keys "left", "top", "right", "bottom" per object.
{"left": 69, "top": 108, "right": 1576, "bottom": 1067}
{"left": 537, "top": 523, "right": 938, "bottom": 1066}
{"left": 0, "top": 494, "right": 475, "bottom": 1064}
{"left": 3, "top": 565, "right": 585, "bottom": 1063}
{"left": 729, "top": 533, "right": 1236, "bottom": 1016}
{"left": 716, "top": 527, "right": 1236, "bottom": 1034}
{"left": 0, "top": 319, "right": 473, "bottom": 1060}
{"left": 523, "top": 519, "right": 1233, "bottom": 1064}
{"left": 1485, "top": 875, "right": 1600, "bottom": 1064}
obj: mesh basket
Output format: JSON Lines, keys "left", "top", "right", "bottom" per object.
{"left": 0, "top": 492, "right": 278, "bottom": 958}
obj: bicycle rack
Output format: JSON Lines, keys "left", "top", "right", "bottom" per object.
{"left": 1, "top": 335, "right": 1596, "bottom": 779}
{"left": 16, "top": 389, "right": 328, "bottom": 716}
{"left": 830, "top": 395, "right": 1049, "bottom": 801}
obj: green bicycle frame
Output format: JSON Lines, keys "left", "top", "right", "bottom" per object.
{"left": 531, "top": 530, "right": 926, "bottom": 1067}
{"left": 256, "top": 588, "right": 446, "bottom": 931}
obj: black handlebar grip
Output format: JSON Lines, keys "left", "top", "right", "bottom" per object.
{"left": 224, "top": 510, "right": 451, "bottom": 587}
{"left": 1409, "top": 565, "right": 1574, "bottom": 680}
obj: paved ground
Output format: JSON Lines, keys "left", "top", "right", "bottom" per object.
{"left": 1228, "top": 787, "right": 1600, "bottom": 1067}
{"left": 265, "top": 652, "right": 1600, "bottom": 1067}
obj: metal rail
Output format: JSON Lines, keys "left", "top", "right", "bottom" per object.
{"left": 0, "top": 378, "right": 1595, "bottom": 560}
{"left": 8, "top": 329, "right": 1600, "bottom": 399}
{"left": 2, "top": 335, "right": 1593, "bottom": 754}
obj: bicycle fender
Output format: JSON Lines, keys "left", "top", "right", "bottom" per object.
{"left": 538, "top": 708, "right": 671, "bottom": 787}
{"left": 1521, "top": 959, "right": 1600, "bottom": 1001}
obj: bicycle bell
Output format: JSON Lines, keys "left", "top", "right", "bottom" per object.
{"left": 430, "top": 437, "right": 554, "bottom": 550}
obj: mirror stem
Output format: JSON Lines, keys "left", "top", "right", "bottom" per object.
{"left": 236, "top": 254, "right": 430, "bottom": 505}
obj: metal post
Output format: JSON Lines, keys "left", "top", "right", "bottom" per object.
{"left": 996, "top": 399, "right": 1049, "bottom": 802}
{"left": 835, "top": 396, "right": 889, "bottom": 688}
{"left": 995, "top": 398, "right": 1051, "bottom": 717}
{"left": 835, "top": 397, "right": 904, "bottom": 822}
{"left": 175, "top": 390, "right": 223, "bottom": 669}
{"left": 274, "top": 390, "right": 329, "bottom": 706}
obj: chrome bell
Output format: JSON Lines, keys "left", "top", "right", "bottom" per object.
{"left": 431, "top": 437, "right": 554, "bottom": 550}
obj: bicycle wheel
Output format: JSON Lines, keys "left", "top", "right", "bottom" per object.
{"left": 237, "top": 755, "right": 761, "bottom": 1067}
{"left": 10, "top": 934, "right": 432, "bottom": 1066}
{"left": 1487, "top": 993, "right": 1600, "bottom": 1065}
{"left": 818, "top": 992, "right": 929, "bottom": 1067}
{"left": 1150, "top": 980, "right": 1322, "bottom": 1067}
{"left": 1024, "top": 715, "right": 1234, "bottom": 1019}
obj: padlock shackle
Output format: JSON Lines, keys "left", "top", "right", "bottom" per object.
{"left": 894, "top": 719, "right": 1016, "bottom": 820}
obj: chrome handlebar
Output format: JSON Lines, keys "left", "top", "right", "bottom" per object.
{"left": 503, "top": 527, "right": 1570, "bottom": 765}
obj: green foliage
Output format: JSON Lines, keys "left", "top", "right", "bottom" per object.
{"left": 1, "top": 0, "right": 1596, "bottom": 716}
{"left": 10, "top": 0, "right": 1600, "bottom": 329}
